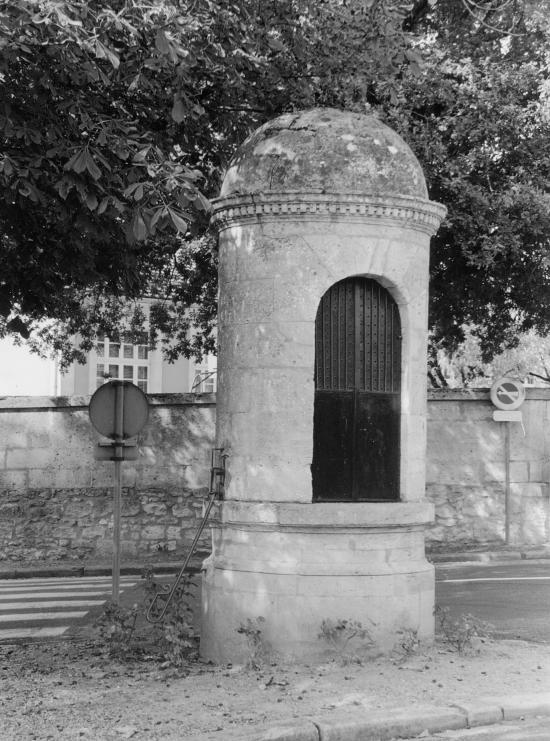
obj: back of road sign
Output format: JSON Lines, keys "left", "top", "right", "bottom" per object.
{"left": 89, "top": 380, "right": 149, "bottom": 440}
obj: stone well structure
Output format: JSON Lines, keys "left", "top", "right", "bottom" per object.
{"left": 202, "top": 108, "right": 446, "bottom": 662}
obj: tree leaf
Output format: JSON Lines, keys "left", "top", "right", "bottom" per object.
{"left": 168, "top": 208, "right": 188, "bottom": 234}
{"left": 132, "top": 210, "right": 148, "bottom": 240}
{"left": 171, "top": 97, "right": 186, "bottom": 123}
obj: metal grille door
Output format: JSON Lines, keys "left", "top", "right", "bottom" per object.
{"left": 312, "top": 278, "right": 401, "bottom": 501}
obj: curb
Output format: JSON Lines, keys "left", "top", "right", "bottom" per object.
{"left": 2, "top": 548, "right": 549, "bottom": 578}
{"left": 0, "top": 562, "right": 201, "bottom": 580}
{"left": 241, "top": 693, "right": 550, "bottom": 740}
{"left": 428, "top": 548, "right": 550, "bottom": 564}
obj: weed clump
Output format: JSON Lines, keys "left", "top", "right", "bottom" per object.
{"left": 318, "top": 618, "right": 376, "bottom": 664}
{"left": 94, "top": 566, "right": 197, "bottom": 667}
{"left": 435, "top": 605, "right": 493, "bottom": 654}
{"left": 236, "top": 616, "right": 273, "bottom": 670}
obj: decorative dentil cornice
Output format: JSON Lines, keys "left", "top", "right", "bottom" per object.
{"left": 212, "top": 191, "right": 447, "bottom": 235}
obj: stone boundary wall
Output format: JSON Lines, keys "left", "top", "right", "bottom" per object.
{"left": 0, "top": 394, "right": 215, "bottom": 564}
{"left": 0, "top": 389, "right": 549, "bottom": 564}
{"left": 426, "top": 387, "right": 550, "bottom": 550}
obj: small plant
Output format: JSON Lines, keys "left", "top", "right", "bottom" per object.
{"left": 143, "top": 568, "right": 198, "bottom": 666}
{"left": 392, "top": 627, "right": 420, "bottom": 663}
{"left": 318, "top": 618, "right": 376, "bottom": 664}
{"left": 237, "top": 616, "right": 273, "bottom": 670}
{"left": 94, "top": 566, "right": 198, "bottom": 667}
{"left": 435, "top": 605, "right": 493, "bottom": 654}
{"left": 94, "top": 600, "right": 139, "bottom": 658}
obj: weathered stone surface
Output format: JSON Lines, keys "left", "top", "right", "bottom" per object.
{"left": 0, "top": 396, "right": 215, "bottom": 563}
{"left": 425, "top": 388, "right": 550, "bottom": 549}
{"left": 205, "top": 108, "right": 445, "bottom": 662}
{"left": 220, "top": 108, "right": 429, "bottom": 199}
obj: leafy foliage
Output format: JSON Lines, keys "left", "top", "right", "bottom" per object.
{"left": 93, "top": 567, "right": 197, "bottom": 666}
{"left": 0, "top": 0, "right": 416, "bottom": 365}
{"left": 3, "top": 0, "right": 550, "bottom": 366}
{"left": 387, "top": 0, "right": 550, "bottom": 361}
{"left": 429, "top": 327, "right": 550, "bottom": 387}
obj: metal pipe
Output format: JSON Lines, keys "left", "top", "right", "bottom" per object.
{"left": 145, "top": 449, "right": 226, "bottom": 624}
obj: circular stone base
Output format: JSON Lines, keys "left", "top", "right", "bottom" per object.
{"left": 200, "top": 501, "right": 435, "bottom": 663}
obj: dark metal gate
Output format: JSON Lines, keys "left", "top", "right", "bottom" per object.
{"left": 312, "top": 277, "right": 401, "bottom": 501}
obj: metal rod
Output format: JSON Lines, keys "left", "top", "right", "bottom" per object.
{"left": 145, "top": 486, "right": 219, "bottom": 623}
{"left": 112, "top": 382, "right": 124, "bottom": 603}
{"left": 505, "top": 422, "right": 511, "bottom": 545}
{"left": 112, "top": 459, "right": 122, "bottom": 602}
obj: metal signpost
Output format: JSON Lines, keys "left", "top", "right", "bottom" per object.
{"left": 89, "top": 380, "right": 149, "bottom": 602}
{"left": 490, "top": 377, "right": 525, "bottom": 545}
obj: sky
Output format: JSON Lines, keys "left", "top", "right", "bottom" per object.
{"left": 0, "top": 338, "right": 57, "bottom": 396}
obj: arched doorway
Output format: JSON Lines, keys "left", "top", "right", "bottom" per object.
{"left": 312, "top": 277, "right": 401, "bottom": 501}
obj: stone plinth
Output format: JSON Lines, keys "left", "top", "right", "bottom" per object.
{"left": 204, "top": 108, "right": 446, "bottom": 662}
{"left": 201, "top": 501, "right": 435, "bottom": 662}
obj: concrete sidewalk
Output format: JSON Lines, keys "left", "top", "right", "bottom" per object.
{"left": 1, "top": 547, "right": 549, "bottom": 741}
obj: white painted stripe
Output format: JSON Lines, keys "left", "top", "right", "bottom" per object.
{"left": 437, "top": 576, "right": 550, "bottom": 583}
{"left": 0, "top": 600, "right": 105, "bottom": 610}
{"left": 0, "top": 590, "right": 110, "bottom": 597}
{"left": 0, "top": 577, "right": 137, "bottom": 586}
{"left": 0, "top": 626, "right": 67, "bottom": 639}
{"left": 0, "top": 611, "right": 87, "bottom": 622}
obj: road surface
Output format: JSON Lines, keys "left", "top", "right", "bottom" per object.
{"left": 0, "top": 575, "right": 138, "bottom": 642}
{"left": 436, "top": 561, "right": 550, "bottom": 643}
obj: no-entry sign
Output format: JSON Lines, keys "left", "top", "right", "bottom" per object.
{"left": 490, "top": 377, "right": 525, "bottom": 411}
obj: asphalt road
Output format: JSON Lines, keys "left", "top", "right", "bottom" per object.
{"left": 435, "top": 561, "right": 550, "bottom": 643}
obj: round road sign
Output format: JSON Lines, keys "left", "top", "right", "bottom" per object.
{"left": 490, "top": 377, "right": 525, "bottom": 411}
{"left": 89, "top": 380, "right": 149, "bottom": 439}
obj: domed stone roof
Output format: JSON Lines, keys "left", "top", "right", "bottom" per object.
{"left": 220, "top": 108, "right": 428, "bottom": 200}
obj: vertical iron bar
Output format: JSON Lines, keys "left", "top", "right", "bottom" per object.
{"left": 112, "top": 382, "right": 124, "bottom": 603}
{"left": 112, "top": 459, "right": 121, "bottom": 603}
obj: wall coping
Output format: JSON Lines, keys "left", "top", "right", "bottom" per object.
{"left": 2, "top": 387, "right": 548, "bottom": 411}
{"left": 0, "top": 392, "right": 217, "bottom": 412}
{"left": 428, "top": 387, "right": 550, "bottom": 401}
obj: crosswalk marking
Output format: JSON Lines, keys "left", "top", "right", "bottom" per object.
{"left": 0, "top": 627, "right": 67, "bottom": 640}
{"left": 0, "top": 611, "right": 88, "bottom": 622}
{"left": 0, "top": 575, "right": 138, "bottom": 642}
{"left": 0, "top": 600, "right": 106, "bottom": 609}
{"left": 0, "top": 590, "right": 113, "bottom": 597}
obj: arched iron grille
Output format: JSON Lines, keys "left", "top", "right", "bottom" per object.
{"left": 312, "top": 277, "right": 401, "bottom": 501}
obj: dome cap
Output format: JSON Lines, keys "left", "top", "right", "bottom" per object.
{"left": 220, "top": 108, "right": 428, "bottom": 200}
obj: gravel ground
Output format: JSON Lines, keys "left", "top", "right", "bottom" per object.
{"left": 1, "top": 635, "right": 549, "bottom": 741}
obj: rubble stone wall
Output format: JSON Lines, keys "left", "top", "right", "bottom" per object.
{"left": 0, "top": 394, "right": 215, "bottom": 564}
{"left": 1, "top": 389, "right": 549, "bottom": 564}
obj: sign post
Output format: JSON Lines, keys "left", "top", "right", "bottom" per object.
{"left": 89, "top": 381, "right": 149, "bottom": 602}
{"left": 490, "top": 377, "right": 525, "bottom": 545}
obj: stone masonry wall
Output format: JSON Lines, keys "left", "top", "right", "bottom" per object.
{"left": 426, "top": 388, "right": 550, "bottom": 550}
{"left": 1, "top": 390, "right": 549, "bottom": 564}
{"left": 0, "top": 394, "right": 215, "bottom": 564}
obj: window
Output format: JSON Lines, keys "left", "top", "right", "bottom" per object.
{"left": 95, "top": 338, "right": 150, "bottom": 392}
{"left": 191, "top": 368, "right": 217, "bottom": 393}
